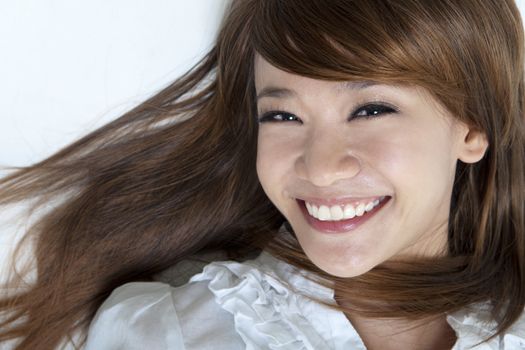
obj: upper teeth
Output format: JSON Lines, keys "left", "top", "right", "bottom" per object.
{"left": 305, "top": 196, "right": 385, "bottom": 221}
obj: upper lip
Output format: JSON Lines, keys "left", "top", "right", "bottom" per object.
{"left": 297, "top": 195, "right": 390, "bottom": 207}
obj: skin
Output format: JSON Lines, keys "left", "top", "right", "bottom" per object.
{"left": 254, "top": 54, "right": 489, "bottom": 349}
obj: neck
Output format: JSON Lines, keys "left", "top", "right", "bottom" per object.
{"left": 345, "top": 313, "right": 457, "bottom": 350}
{"left": 334, "top": 292, "right": 457, "bottom": 350}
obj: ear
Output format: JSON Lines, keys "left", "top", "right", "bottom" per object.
{"left": 456, "top": 123, "right": 489, "bottom": 164}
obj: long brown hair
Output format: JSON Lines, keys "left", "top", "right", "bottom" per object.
{"left": 1, "top": 0, "right": 524, "bottom": 348}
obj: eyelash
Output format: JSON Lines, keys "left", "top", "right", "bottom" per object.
{"left": 257, "top": 102, "right": 398, "bottom": 124}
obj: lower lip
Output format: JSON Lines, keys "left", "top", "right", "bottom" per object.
{"left": 297, "top": 197, "right": 391, "bottom": 234}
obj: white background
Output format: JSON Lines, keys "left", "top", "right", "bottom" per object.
{"left": 0, "top": 0, "right": 229, "bottom": 168}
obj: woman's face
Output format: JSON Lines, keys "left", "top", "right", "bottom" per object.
{"left": 254, "top": 54, "right": 487, "bottom": 277}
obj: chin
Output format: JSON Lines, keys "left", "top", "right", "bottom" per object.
{"left": 318, "top": 264, "right": 376, "bottom": 279}
{"left": 303, "top": 249, "right": 379, "bottom": 278}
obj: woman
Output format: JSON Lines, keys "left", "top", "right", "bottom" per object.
{"left": 1, "top": 0, "right": 524, "bottom": 349}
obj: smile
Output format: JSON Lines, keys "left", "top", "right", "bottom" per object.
{"left": 296, "top": 196, "right": 391, "bottom": 234}
{"left": 305, "top": 196, "right": 386, "bottom": 221}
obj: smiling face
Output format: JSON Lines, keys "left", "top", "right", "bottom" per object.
{"left": 254, "top": 54, "right": 488, "bottom": 278}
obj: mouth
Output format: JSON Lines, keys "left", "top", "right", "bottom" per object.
{"left": 296, "top": 196, "right": 392, "bottom": 234}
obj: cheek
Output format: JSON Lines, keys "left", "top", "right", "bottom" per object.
{"left": 375, "top": 122, "right": 452, "bottom": 170}
{"left": 372, "top": 125, "right": 456, "bottom": 216}
{"left": 256, "top": 132, "right": 288, "bottom": 195}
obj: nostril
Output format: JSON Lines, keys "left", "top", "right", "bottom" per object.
{"left": 294, "top": 155, "right": 362, "bottom": 187}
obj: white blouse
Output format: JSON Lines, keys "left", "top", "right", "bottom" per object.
{"left": 85, "top": 251, "right": 525, "bottom": 349}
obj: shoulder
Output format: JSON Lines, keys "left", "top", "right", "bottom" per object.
{"left": 85, "top": 282, "right": 184, "bottom": 349}
{"left": 85, "top": 280, "right": 244, "bottom": 350}
{"left": 447, "top": 302, "right": 525, "bottom": 349}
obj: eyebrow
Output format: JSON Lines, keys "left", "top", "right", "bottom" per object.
{"left": 256, "top": 80, "right": 378, "bottom": 102}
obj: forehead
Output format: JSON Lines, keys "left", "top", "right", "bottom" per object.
{"left": 254, "top": 54, "right": 300, "bottom": 87}
{"left": 253, "top": 54, "right": 455, "bottom": 124}
{"left": 254, "top": 54, "right": 378, "bottom": 98}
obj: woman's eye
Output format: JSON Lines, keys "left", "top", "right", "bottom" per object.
{"left": 352, "top": 103, "right": 398, "bottom": 119}
{"left": 257, "top": 111, "right": 300, "bottom": 123}
{"left": 257, "top": 103, "right": 397, "bottom": 123}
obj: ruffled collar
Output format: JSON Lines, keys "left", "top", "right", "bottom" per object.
{"left": 447, "top": 302, "right": 525, "bottom": 349}
{"left": 189, "top": 250, "right": 525, "bottom": 349}
{"left": 189, "top": 250, "right": 366, "bottom": 349}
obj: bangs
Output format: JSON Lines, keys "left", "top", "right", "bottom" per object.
{"left": 250, "top": 0, "right": 460, "bottom": 86}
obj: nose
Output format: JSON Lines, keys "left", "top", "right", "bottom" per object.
{"left": 294, "top": 130, "right": 362, "bottom": 187}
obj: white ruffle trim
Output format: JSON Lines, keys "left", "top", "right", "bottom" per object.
{"left": 189, "top": 252, "right": 339, "bottom": 350}
{"left": 447, "top": 302, "right": 525, "bottom": 349}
